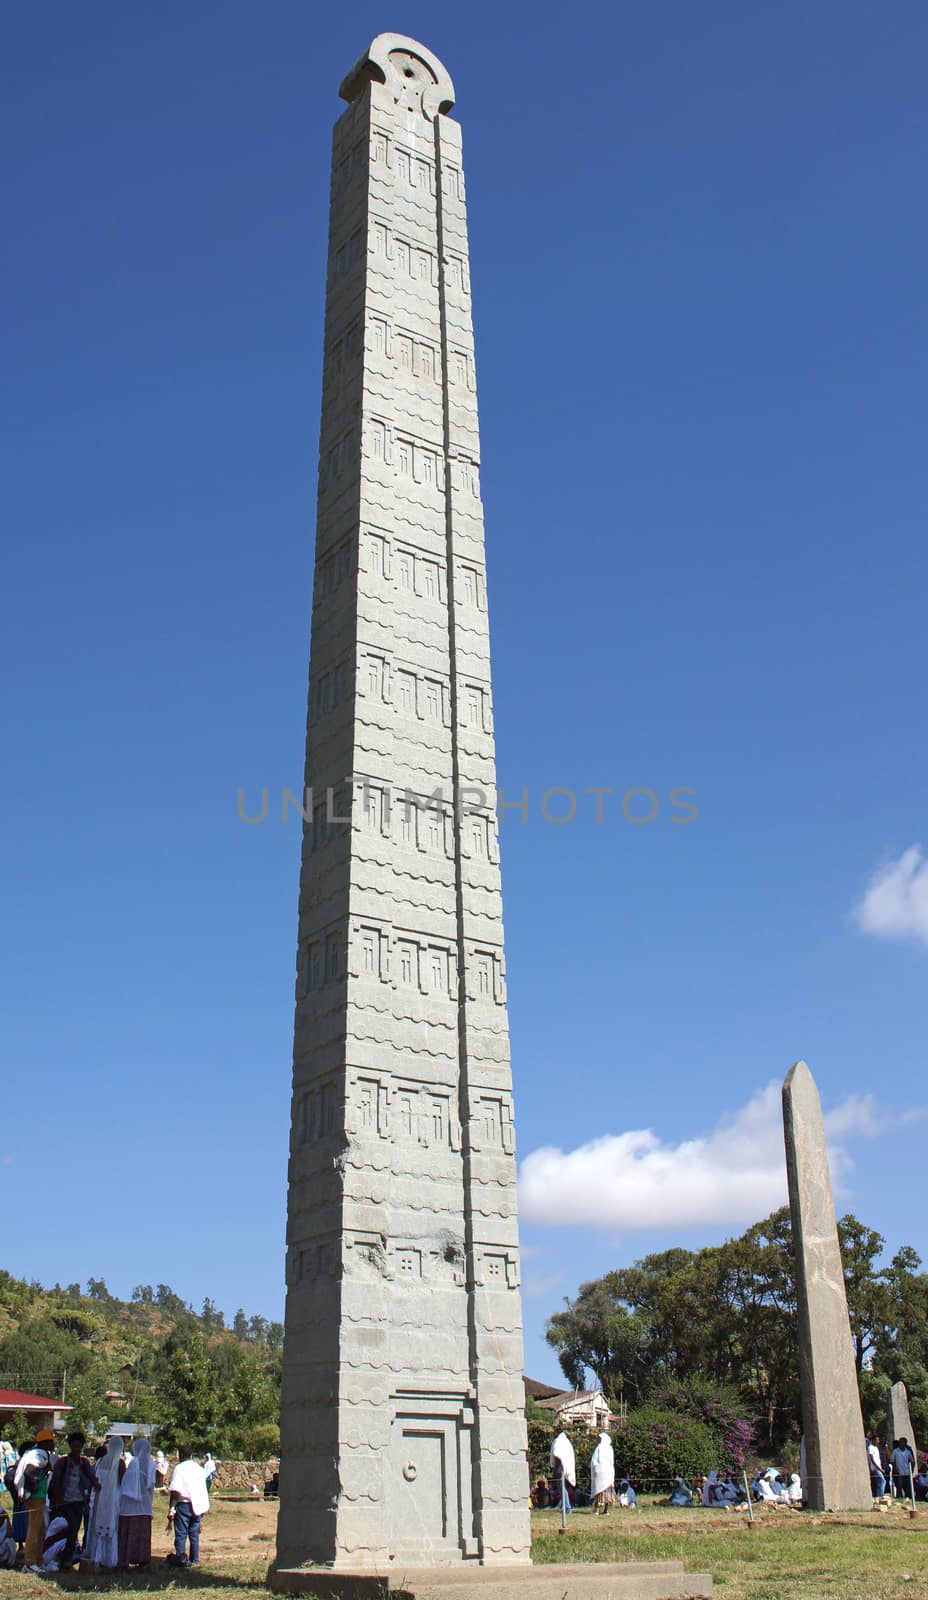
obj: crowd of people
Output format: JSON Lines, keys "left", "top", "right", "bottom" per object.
{"left": 532, "top": 1425, "right": 928, "bottom": 1518}
{"left": 0, "top": 1430, "right": 211, "bottom": 1571}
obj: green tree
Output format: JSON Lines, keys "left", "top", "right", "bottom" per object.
{"left": 155, "top": 1284, "right": 186, "bottom": 1316}
{"left": 158, "top": 1328, "right": 219, "bottom": 1448}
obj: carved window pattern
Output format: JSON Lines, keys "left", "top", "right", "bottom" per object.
{"left": 397, "top": 670, "right": 415, "bottom": 713}
{"left": 369, "top": 419, "right": 386, "bottom": 460}
{"left": 302, "top": 1081, "right": 336, "bottom": 1142}
{"left": 398, "top": 941, "right": 416, "bottom": 986}
{"left": 397, "top": 1248, "right": 420, "bottom": 1278}
{"left": 366, "top": 533, "right": 387, "bottom": 576}
{"left": 364, "top": 786, "right": 383, "bottom": 830}
{"left": 397, "top": 1091, "right": 416, "bottom": 1139}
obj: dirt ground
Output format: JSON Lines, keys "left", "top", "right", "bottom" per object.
{"left": 151, "top": 1491, "right": 279, "bottom": 1564}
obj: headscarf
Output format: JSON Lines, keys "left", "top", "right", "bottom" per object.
{"left": 589, "top": 1432, "right": 615, "bottom": 1497}
{"left": 94, "top": 1436, "right": 123, "bottom": 1540}
{"left": 702, "top": 1469, "right": 719, "bottom": 1507}
{"left": 120, "top": 1438, "right": 154, "bottom": 1510}
{"left": 550, "top": 1431, "right": 576, "bottom": 1488}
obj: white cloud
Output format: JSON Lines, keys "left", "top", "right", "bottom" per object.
{"left": 854, "top": 845, "right": 928, "bottom": 948}
{"left": 518, "top": 1081, "right": 908, "bottom": 1234}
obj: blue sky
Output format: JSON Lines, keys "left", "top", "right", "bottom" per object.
{"left": 3, "top": 1, "right": 927, "bottom": 1385}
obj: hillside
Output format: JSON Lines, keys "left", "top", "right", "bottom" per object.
{"left": 0, "top": 1272, "right": 281, "bottom": 1454}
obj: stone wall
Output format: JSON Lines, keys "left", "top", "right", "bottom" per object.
{"left": 158, "top": 1458, "right": 279, "bottom": 1492}
{"left": 212, "top": 1459, "right": 280, "bottom": 1491}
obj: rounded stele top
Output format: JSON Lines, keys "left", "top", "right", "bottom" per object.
{"left": 339, "top": 34, "right": 455, "bottom": 118}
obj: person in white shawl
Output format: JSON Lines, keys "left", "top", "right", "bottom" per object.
{"left": 118, "top": 1439, "right": 156, "bottom": 1567}
{"left": 550, "top": 1432, "right": 576, "bottom": 1513}
{"left": 86, "top": 1436, "right": 123, "bottom": 1568}
{"left": 589, "top": 1432, "right": 615, "bottom": 1514}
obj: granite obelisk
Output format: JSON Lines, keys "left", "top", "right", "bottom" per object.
{"left": 887, "top": 1380, "right": 918, "bottom": 1462}
{"left": 782, "top": 1060, "right": 872, "bottom": 1510}
{"left": 275, "top": 34, "right": 531, "bottom": 1574}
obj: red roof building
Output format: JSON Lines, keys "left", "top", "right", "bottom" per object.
{"left": 0, "top": 1387, "right": 73, "bottom": 1433}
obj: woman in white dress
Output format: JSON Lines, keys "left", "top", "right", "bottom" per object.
{"left": 589, "top": 1432, "right": 616, "bottom": 1514}
{"left": 549, "top": 1432, "right": 576, "bottom": 1513}
{"left": 87, "top": 1436, "right": 123, "bottom": 1568}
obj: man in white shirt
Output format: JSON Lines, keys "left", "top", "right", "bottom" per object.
{"left": 167, "top": 1448, "right": 210, "bottom": 1566}
{"left": 866, "top": 1435, "right": 886, "bottom": 1497}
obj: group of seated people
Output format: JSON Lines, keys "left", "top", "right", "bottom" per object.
{"left": 666, "top": 1467, "right": 801, "bottom": 1508}
{"left": 530, "top": 1476, "right": 637, "bottom": 1510}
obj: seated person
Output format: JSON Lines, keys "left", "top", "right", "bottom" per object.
{"left": 263, "top": 1470, "right": 279, "bottom": 1499}
{"left": 530, "top": 1477, "right": 549, "bottom": 1509}
{"left": 914, "top": 1469, "right": 928, "bottom": 1503}
{"left": 617, "top": 1479, "right": 637, "bottom": 1508}
{"left": 670, "top": 1475, "right": 693, "bottom": 1507}
{"left": 716, "top": 1473, "right": 741, "bottom": 1505}
{"left": 702, "top": 1470, "right": 724, "bottom": 1505}
{"left": 756, "top": 1470, "right": 787, "bottom": 1504}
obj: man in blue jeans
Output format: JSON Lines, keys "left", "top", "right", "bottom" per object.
{"left": 167, "top": 1447, "right": 210, "bottom": 1565}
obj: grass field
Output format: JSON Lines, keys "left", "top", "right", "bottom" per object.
{"left": 3, "top": 1494, "right": 928, "bottom": 1600}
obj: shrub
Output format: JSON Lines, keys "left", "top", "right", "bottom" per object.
{"left": 613, "top": 1407, "right": 716, "bottom": 1486}
{"left": 645, "top": 1376, "right": 754, "bottom": 1468}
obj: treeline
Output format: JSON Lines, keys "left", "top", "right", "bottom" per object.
{"left": 545, "top": 1208, "right": 928, "bottom": 1456}
{"left": 0, "top": 1272, "right": 282, "bottom": 1457}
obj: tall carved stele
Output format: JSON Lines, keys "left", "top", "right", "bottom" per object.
{"left": 782, "top": 1060, "right": 872, "bottom": 1511}
{"left": 275, "top": 35, "right": 531, "bottom": 1574}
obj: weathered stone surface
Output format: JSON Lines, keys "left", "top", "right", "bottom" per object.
{"left": 269, "top": 1561, "right": 714, "bottom": 1599}
{"left": 276, "top": 34, "right": 530, "bottom": 1573}
{"left": 887, "top": 1380, "right": 918, "bottom": 1460}
{"left": 782, "top": 1060, "right": 873, "bottom": 1510}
